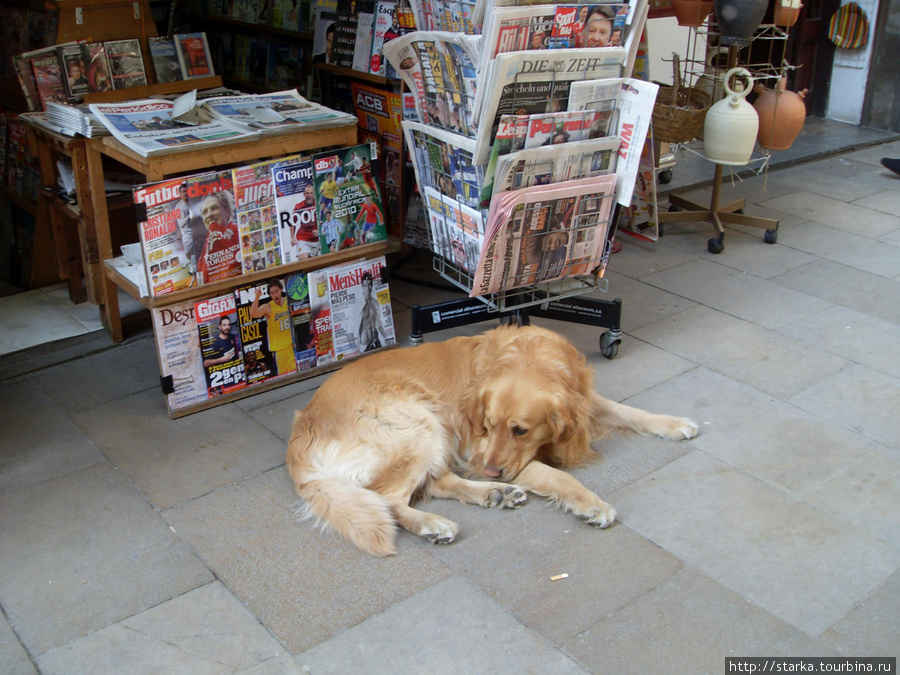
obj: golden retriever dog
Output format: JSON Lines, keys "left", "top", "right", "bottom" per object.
{"left": 287, "top": 324, "right": 698, "bottom": 556}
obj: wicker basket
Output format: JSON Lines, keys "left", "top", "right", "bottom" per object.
{"left": 652, "top": 56, "right": 711, "bottom": 144}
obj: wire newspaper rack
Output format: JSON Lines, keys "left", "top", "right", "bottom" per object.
{"left": 404, "top": 57, "right": 627, "bottom": 356}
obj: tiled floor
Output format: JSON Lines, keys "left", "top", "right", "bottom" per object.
{"left": 1, "top": 128, "right": 900, "bottom": 673}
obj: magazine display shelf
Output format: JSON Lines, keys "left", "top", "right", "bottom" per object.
{"left": 84, "top": 121, "right": 365, "bottom": 344}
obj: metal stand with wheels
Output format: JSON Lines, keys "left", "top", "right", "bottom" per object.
{"left": 657, "top": 163, "right": 778, "bottom": 253}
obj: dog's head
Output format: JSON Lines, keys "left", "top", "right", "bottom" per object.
{"left": 462, "top": 325, "right": 597, "bottom": 480}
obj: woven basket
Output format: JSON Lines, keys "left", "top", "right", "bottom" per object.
{"left": 652, "top": 56, "right": 711, "bottom": 144}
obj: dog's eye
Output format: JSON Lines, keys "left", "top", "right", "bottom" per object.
{"left": 512, "top": 426, "right": 528, "bottom": 436}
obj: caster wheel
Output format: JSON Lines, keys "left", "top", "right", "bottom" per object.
{"left": 708, "top": 237, "right": 724, "bottom": 254}
{"left": 658, "top": 169, "right": 673, "bottom": 184}
{"left": 764, "top": 228, "right": 778, "bottom": 244}
{"left": 599, "top": 331, "right": 620, "bottom": 359}
{"left": 658, "top": 223, "right": 665, "bottom": 237}
{"left": 668, "top": 203, "right": 682, "bottom": 213}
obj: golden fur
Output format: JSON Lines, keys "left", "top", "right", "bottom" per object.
{"left": 287, "top": 324, "right": 698, "bottom": 556}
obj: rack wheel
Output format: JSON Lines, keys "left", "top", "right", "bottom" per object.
{"left": 599, "top": 331, "right": 620, "bottom": 359}
{"left": 668, "top": 203, "right": 682, "bottom": 212}
{"left": 764, "top": 228, "right": 778, "bottom": 244}
{"left": 658, "top": 223, "right": 665, "bottom": 237}
{"left": 707, "top": 237, "right": 724, "bottom": 254}
{"left": 658, "top": 169, "right": 673, "bottom": 184}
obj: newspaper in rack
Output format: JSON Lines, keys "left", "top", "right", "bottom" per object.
{"left": 472, "top": 174, "right": 617, "bottom": 296}
{"left": 422, "top": 186, "right": 485, "bottom": 274}
{"left": 89, "top": 99, "right": 255, "bottom": 157}
{"left": 201, "top": 90, "right": 358, "bottom": 135}
{"left": 566, "top": 76, "right": 658, "bottom": 206}
{"left": 402, "top": 121, "right": 484, "bottom": 210}
{"left": 327, "top": 256, "right": 396, "bottom": 360}
{"left": 383, "top": 31, "right": 481, "bottom": 138}
{"left": 473, "top": 47, "right": 626, "bottom": 165}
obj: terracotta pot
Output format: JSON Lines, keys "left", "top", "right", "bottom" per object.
{"left": 773, "top": 0, "right": 803, "bottom": 27}
{"left": 704, "top": 68, "right": 759, "bottom": 165}
{"left": 671, "top": 0, "right": 715, "bottom": 26}
{"left": 753, "top": 78, "right": 808, "bottom": 150}
{"left": 713, "top": 0, "right": 768, "bottom": 46}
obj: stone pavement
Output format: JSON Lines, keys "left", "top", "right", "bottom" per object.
{"left": 2, "top": 136, "right": 899, "bottom": 674}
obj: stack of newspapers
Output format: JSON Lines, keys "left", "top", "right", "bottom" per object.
{"left": 88, "top": 89, "right": 358, "bottom": 157}
{"left": 45, "top": 102, "right": 110, "bottom": 137}
{"left": 385, "top": 0, "right": 657, "bottom": 297}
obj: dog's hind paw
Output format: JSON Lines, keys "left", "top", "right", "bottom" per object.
{"left": 579, "top": 503, "right": 617, "bottom": 528}
{"left": 487, "top": 485, "right": 528, "bottom": 509}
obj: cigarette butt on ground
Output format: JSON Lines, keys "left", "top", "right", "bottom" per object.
{"left": 550, "top": 573, "right": 569, "bottom": 581}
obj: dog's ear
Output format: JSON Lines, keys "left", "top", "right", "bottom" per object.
{"left": 543, "top": 390, "right": 595, "bottom": 467}
{"left": 459, "top": 384, "right": 487, "bottom": 438}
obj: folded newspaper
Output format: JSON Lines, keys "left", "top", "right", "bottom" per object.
{"left": 471, "top": 173, "right": 617, "bottom": 296}
{"left": 383, "top": 31, "right": 481, "bottom": 138}
{"left": 200, "top": 89, "right": 358, "bottom": 135}
{"left": 89, "top": 98, "right": 256, "bottom": 157}
{"left": 472, "top": 47, "right": 626, "bottom": 165}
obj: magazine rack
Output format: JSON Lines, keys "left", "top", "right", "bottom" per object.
{"left": 398, "top": 32, "right": 641, "bottom": 357}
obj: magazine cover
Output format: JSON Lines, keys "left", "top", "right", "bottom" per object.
{"left": 194, "top": 293, "right": 247, "bottom": 397}
{"left": 148, "top": 37, "right": 184, "bottom": 83}
{"left": 151, "top": 300, "right": 209, "bottom": 412}
{"left": 312, "top": 142, "right": 387, "bottom": 252}
{"left": 369, "top": 0, "right": 398, "bottom": 76}
{"left": 332, "top": 0, "right": 359, "bottom": 69}
{"left": 548, "top": 4, "right": 630, "bottom": 49}
{"left": 232, "top": 157, "right": 291, "bottom": 273}
{"left": 327, "top": 256, "right": 395, "bottom": 360}
{"left": 175, "top": 32, "right": 215, "bottom": 79}
{"left": 307, "top": 266, "right": 335, "bottom": 365}
{"left": 352, "top": 0, "right": 377, "bottom": 72}
{"left": 30, "top": 53, "right": 68, "bottom": 109}
{"left": 133, "top": 176, "right": 198, "bottom": 296}
{"left": 58, "top": 43, "right": 92, "bottom": 101}
{"left": 311, "top": 0, "right": 338, "bottom": 65}
{"left": 105, "top": 38, "right": 149, "bottom": 90}
{"left": 351, "top": 81, "right": 404, "bottom": 234}
{"left": 271, "top": 157, "right": 321, "bottom": 264}
{"left": 234, "top": 278, "right": 299, "bottom": 384}
{"left": 85, "top": 43, "right": 114, "bottom": 93}
{"left": 285, "top": 273, "right": 318, "bottom": 371}
{"left": 182, "top": 169, "right": 244, "bottom": 284}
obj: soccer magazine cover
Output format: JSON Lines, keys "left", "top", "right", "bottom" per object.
{"left": 271, "top": 157, "right": 321, "bottom": 264}
{"left": 286, "top": 273, "right": 318, "bottom": 371}
{"left": 312, "top": 142, "right": 387, "bottom": 253}
{"left": 194, "top": 293, "right": 247, "bottom": 397}
{"left": 133, "top": 176, "right": 198, "bottom": 296}
{"left": 184, "top": 169, "right": 243, "bottom": 284}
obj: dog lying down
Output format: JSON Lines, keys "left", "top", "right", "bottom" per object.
{"left": 287, "top": 324, "right": 698, "bottom": 556}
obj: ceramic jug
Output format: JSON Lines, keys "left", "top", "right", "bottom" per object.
{"left": 754, "top": 78, "right": 808, "bottom": 150}
{"left": 704, "top": 68, "right": 758, "bottom": 165}
{"left": 671, "top": 0, "right": 715, "bottom": 26}
{"left": 774, "top": 0, "right": 803, "bottom": 26}
{"left": 713, "top": 0, "right": 768, "bottom": 46}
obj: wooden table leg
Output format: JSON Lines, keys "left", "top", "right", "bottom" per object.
{"left": 86, "top": 139, "right": 124, "bottom": 343}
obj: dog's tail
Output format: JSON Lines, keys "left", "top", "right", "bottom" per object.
{"left": 295, "top": 478, "right": 398, "bottom": 557}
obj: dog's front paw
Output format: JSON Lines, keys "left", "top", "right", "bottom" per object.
{"left": 661, "top": 416, "right": 699, "bottom": 440}
{"left": 419, "top": 517, "right": 459, "bottom": 545}
{"left": 487, "top": 485, "right": 528, "bottom": 509}
{"left": 579, "top": 502, "right": 616, "bottom": 528}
